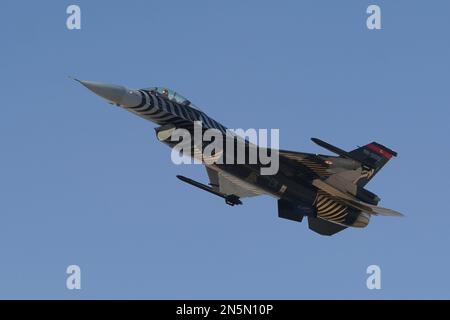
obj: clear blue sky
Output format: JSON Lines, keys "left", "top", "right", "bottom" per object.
{"left": 0, "top": 0, "right": 449, "bottom": 299}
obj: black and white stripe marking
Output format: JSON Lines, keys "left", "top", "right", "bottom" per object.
{"left": 124, "top": 90, "right": 227, "bottom": 133}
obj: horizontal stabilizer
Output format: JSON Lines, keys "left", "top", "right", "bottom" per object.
{"left": 312, "top": 179, "right": 404, "bottom": 217}
{"left": 363, "top": 204, "right": 404, "bottom": 217}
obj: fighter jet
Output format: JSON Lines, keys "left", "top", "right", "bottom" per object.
{"left": 75, "top": 79, "right": 403, "bottom": 236}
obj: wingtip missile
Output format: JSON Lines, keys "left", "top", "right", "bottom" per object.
{"left": 311, "top": 138, "right": 353, "bottom": 159}
{"left": 176, "top": 175, "right": 242, "bottom": 206}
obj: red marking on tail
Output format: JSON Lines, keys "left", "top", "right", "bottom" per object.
{"left": 366, "top": 143, "right": 394, "bottom": 160}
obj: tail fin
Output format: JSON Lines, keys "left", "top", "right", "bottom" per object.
{"left": 348, "top": 142, "right": 398, "bottom": 187}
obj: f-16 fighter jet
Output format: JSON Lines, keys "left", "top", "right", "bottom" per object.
{"left": 75, "top": 79, "right": 403, "bottom": 236}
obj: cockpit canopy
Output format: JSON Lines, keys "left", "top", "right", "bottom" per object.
{"left": 146, "top": 87, "right": 200, "bottom": 110}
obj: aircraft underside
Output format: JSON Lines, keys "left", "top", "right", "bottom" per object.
{"left": 76, "top": 80, "right": 403, "bottom": 237}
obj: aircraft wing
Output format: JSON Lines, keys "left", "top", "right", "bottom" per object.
{"left": 278, "top": 150, "right": 335, "bottom": 178}
{"left": 206, "top": 167, "right": 266, "bottom": 198}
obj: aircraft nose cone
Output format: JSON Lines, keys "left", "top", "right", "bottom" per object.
{"left": 76, "top": 79, "right": 127, "bottom": 105}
